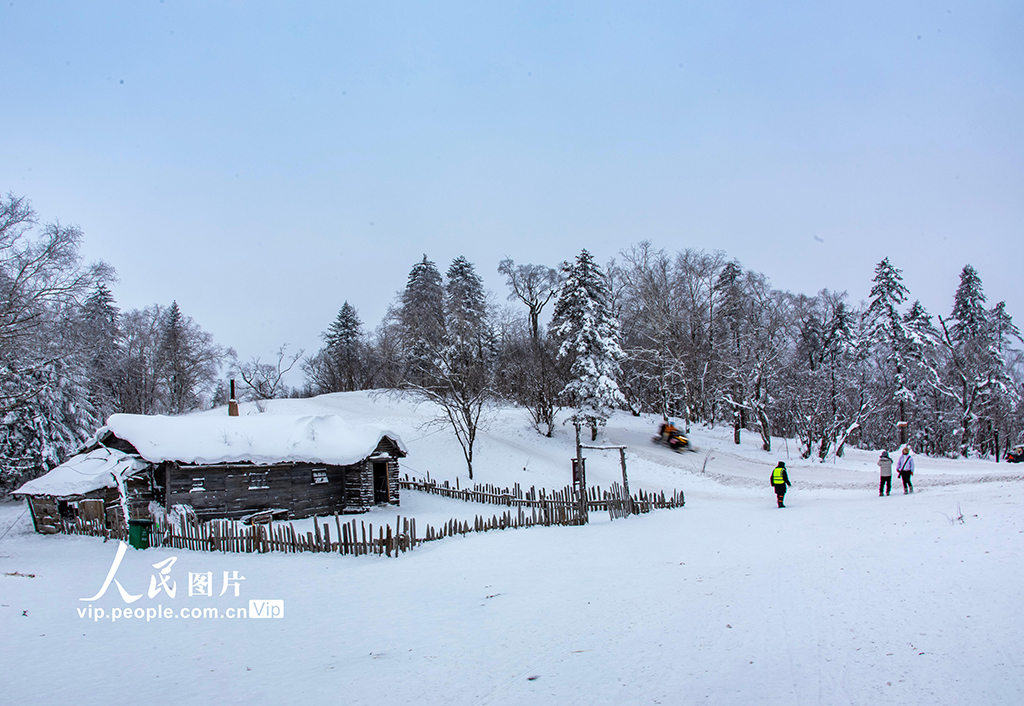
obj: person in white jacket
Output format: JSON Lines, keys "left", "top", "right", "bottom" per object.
{"left": 896, "top": 446, "right": 915, "bottom": 494}
{"left": 878, "top": 450, "right": 893, "bottom": 496}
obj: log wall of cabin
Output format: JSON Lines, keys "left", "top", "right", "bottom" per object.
{"left": 384, "top": 457, "right": 400, "bottom": 503}
{"left": 166, "top": 460, "right": 399, "bottom": 521}
{"left": 24, "top": 454, "right": 402, "bottom": 531}
{"left": 345, "top": 462, "right": 373, "bottom": 509}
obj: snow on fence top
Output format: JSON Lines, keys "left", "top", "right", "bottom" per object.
{"left": 101, "top": 413, "right": 407, "bottom": 467}
{"left": 14, "top": 447, "right": 148, "bottom": 498}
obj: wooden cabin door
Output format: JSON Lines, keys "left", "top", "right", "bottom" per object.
{"left": 372, "top": 461, "right": 389, "bottom": 503}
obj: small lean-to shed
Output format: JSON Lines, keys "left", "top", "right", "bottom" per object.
{"left": 15, "top": 413, "right": 407, "bottom": 530}
{"left": 13, "top": 448, "right": 150, "bottom": 533}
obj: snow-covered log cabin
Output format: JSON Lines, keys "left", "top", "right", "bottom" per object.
{"left": 14, "top": 413, "right": 406, "bottom": 532}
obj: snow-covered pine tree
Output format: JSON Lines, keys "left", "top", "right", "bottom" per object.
{"left": 157, "top": 301, "right": 227, "bottom": 414}
{"left": 79, "top": 283, "right": 122, "bottom": 418}
{"left": 303, "top": 303, "right": 364, "bottom": 394}
{"left": 950, "top": 265, "right": 988, "bottom": 342}
{"left": 397, "top": 256, "right": 494, "bottom": 479}
{"left": 326, "top": 302, "right": 364, "bottom": 392}
{"left": 980, "top": 301, "right": 1022, "bottom": 458}
{"left": 445, "top": 256, "right": 488, "bottom": 350}
{"left": 865, "top": 258, "right": 912, "bottom": 446}
{"left": 437, "top": 256, "right": 494, "bottom": 478}
{"left": 935, "top": 265, "right": 999, "bottom": 456}
{"left": 159, "top": 301, "right": 190, "bottom": 413}
{"left": 549, "top": 249, "right": 626, "bottom": 440}
{"left": 398, "top": 255, "right": 445, "bottom": 386}
{"left": 898, "top": 299, "right": 950, "bottom": 454}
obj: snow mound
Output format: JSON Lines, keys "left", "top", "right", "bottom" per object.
{"left": 102, "top": 413, "right": 406, "bottom": 467}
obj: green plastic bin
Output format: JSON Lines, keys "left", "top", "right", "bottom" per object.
{"left": 128, "top": 519, "right": 153, "bottom": 549}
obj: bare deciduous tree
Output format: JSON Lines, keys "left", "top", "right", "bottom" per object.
{"left": 234, "top": 344, "right": 303, "bottom": 403}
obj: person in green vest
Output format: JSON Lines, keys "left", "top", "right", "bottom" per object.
{"left": 770, "top": 461, "right": 791, "bottom": 508}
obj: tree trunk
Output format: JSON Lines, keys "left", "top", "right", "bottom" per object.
{"left": 756, "top": 407, "right": 771, "bottom": 452}
{"left": 960, "top": 378, "right": 971, "bottom": 457}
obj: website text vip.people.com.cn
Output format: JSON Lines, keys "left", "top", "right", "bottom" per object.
{"left": 76, "top": 599, "right": 284, "bottom": 622}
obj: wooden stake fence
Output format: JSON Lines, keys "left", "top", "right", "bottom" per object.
{"left": 58, "top": 502, "right": 587, "bottom": 557}
{"left": 55, "top": 477, "right": 683, "bottom": 556}
{"left": 398, "top": 476, "right": 684, "bottom": 517}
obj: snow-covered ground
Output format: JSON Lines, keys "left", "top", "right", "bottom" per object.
{"left": 2, "top": 392, "right": 1023, "bottom": 704}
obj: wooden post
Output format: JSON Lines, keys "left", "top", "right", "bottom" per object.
{"left": 574, "top": 423, "right": 588, "bottom": 525}
{"left": 619, "top": 447, "right": 630, "bottom": 516}
{"left": 163, "top": 462, "right": 173, "bottom": 533}
{"left": 228, "top": 379, "right": 239, "bottom": 417}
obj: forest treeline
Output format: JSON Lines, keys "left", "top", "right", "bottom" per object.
{"left": 2, "top": 192, "right": 1021, "bottom": 492}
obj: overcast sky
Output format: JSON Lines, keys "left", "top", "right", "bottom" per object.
{"left": 2, "top": 1, "right": 1021, "bottom": 377}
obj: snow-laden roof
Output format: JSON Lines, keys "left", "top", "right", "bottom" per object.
{"left": 14, "top": 447, "right": 148, "bottom": 498}
{"left": 101, "top": 413, "right": 407, "bottom": 467}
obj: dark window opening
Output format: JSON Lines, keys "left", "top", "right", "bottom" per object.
{"left": 373, "top": 461, "right": 389, "bottom": 503}
{"left": 58, "top": 500, "right": 77, "bottom": 520}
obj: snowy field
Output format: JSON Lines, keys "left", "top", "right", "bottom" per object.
{"left": 2, "top": 392, "right": 1023, "bottom": 705}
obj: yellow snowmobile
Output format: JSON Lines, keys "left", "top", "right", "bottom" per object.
{"left": 654, "top": 422, "right": 691, "bottom": 452}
